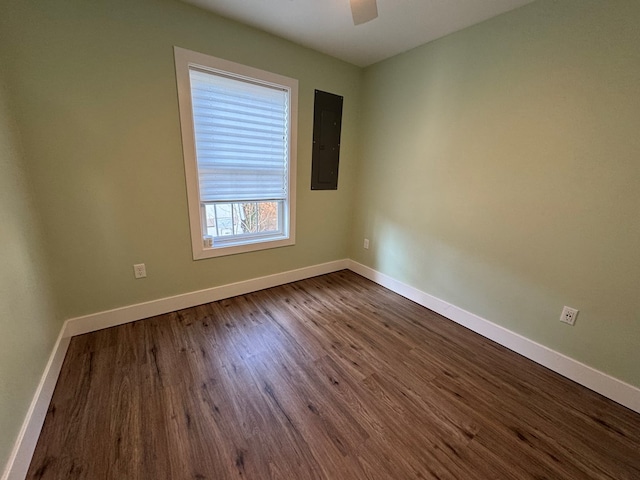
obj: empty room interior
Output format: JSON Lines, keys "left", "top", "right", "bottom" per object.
{"left": 1, "top": 0, "right": 639, "bottom": 478}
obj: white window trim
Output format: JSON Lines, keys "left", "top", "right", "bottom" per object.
{"left": 174, "top": 46, "right": 298, "bottom": 260}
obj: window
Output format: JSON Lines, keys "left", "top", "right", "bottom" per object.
{"left": 174, "top": 47, "right": 298, "bottom": 259}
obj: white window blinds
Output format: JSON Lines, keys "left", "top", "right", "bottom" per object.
{"left": 189, "top": 68, "right": 289, "bottom": 203}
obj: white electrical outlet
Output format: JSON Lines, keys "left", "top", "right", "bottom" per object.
{"left": 363, "top": 238, "right": 370, "bottom": 249}
{"left": 133, "top": 263, "right": 147, "bottom": 279}
{"left": 560, "top": 306, "right": 578, "bottom": 326}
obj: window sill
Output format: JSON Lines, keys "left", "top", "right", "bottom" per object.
{"left": 192, "top": 236, "right": 295, "bottom": 260}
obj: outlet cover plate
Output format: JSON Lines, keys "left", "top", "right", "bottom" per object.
{"left": 560, "top": 306, "right": 578, "bottom": 326}
{"left": 133, "top": 263, "right": 147, "bottom": 279}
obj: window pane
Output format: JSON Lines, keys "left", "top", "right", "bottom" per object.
{"left": 239, "top": 201, "right": 279, "bottom": 234}
{"left": 204, "top": 201, "right": 281, "bottom": 239}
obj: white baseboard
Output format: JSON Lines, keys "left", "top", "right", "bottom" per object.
{"left": 64, "top": 259, "right": 350, "bottom": 337}
{"left": 347, "top": 260, "right": 640, "bottom": 414}
{"left": 1, "top": 331, "right": 71, "bottom": 480}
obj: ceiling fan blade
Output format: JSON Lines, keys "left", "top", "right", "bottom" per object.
{"left": 350, "top": 0, "right": 378, "bottom": 25}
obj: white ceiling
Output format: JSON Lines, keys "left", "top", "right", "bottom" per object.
{"left": 183, "top": 0, "right": 535, "bottom": 67}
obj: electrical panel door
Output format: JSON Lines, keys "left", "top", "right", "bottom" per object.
{"left": 311, "top": 90, "right": 343, "bottom": 190}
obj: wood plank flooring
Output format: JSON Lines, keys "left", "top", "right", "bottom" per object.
{"left": 27, "top": 270, "right": 640, "bottom": 479}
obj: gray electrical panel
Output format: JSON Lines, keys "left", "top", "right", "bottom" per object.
{"left": 311, "top": 90, "right": 343, "bottom": 190}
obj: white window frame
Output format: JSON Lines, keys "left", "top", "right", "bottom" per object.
{"left": 174, "top": 46, "right": 297, "bottom": 259}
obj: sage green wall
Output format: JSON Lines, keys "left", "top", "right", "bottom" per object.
{"left": 351, "top": 0, "right": 640, "bottom": 387}
{"left": 0, "top": 82, "right": 59, "bottom": 469}
{"left": 0, "top": 0, "right": 361, "bottom": 321}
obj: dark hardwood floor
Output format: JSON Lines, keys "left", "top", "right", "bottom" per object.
{"left": 28, "top": 270, "right": 640, "bottom": 479}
